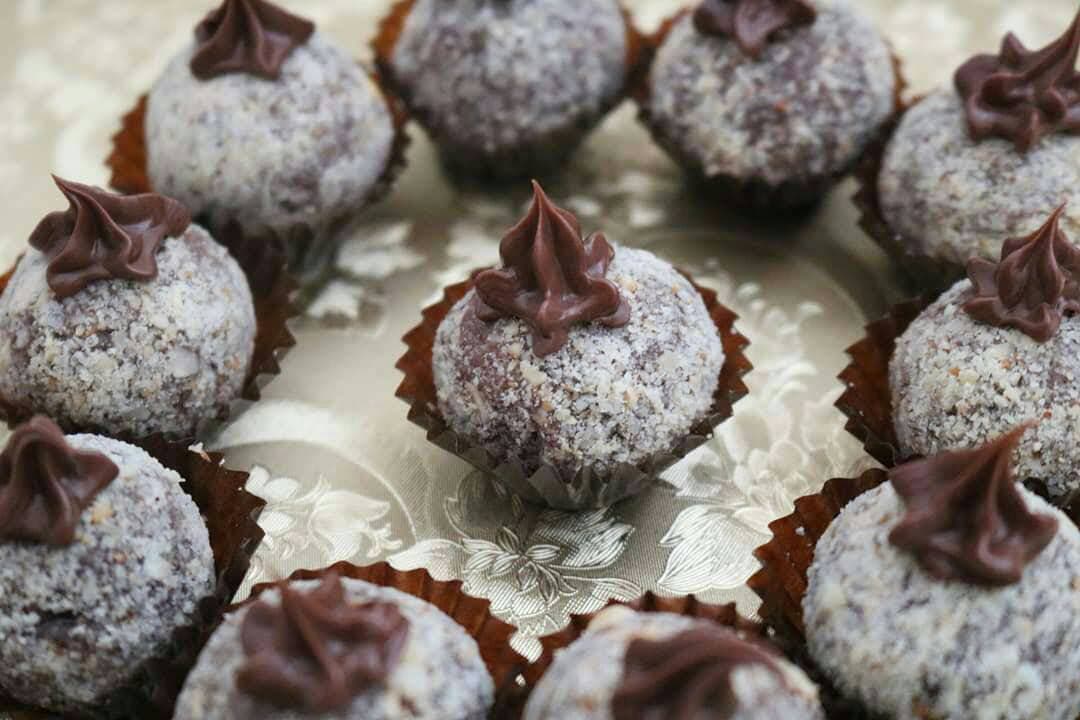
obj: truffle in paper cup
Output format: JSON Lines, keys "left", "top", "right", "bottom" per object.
{"left": 0, "top": 210, "right": 297, "bottom": 446}
{"left": 372, "top": 0, "right": 644, "bottom": 181}
{"left": 636, "top": 5, "right": 904, "bottom": 214}
{"left": 172, "top": 561, "right": 526, "bottom": 719}
{"left": 107, "top": 74, "right": 409, "bottom": 282}
{"left": 0, "top": 437, "right": 265, "bottom": 720}
{"left": 395, "top": 269, "right": 750, "bottom": 511}
{"left": 511, "top": 593, "right": 823, "bottom": 720}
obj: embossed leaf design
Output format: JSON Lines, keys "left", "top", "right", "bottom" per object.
{"left": 533, "top": 508, "right": 635, "bottom": 570}
{"left": 309, "top": 490, "right": 402, "bottom": 560}
{"left": 390, "top": 539, "right": 467, "bottom": 574}
{"left": 657, "top": 506, "right": 766, "bottom": 595}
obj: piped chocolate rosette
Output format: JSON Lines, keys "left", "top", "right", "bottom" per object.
{"left": 396, "top": 181, "right": 750, "bottom": 510}
{"left": 854, "top": 9, "right": 1080, "bottom": 293}
{"left": 108, "top": 0, "right": 408, "bottom": 281}
{"left": 837, "top": 204, "right": 1080, "bottom": 503}
{"left": 692, "top": 0, "right": 817, "bottom": 58}
{"left": 0, "top": 415, "right": 265, "bottom": 718}
{"left": 750, "top": 426, "right": 1080, "bottom": 719}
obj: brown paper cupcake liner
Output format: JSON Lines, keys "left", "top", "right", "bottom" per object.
{"left": 851, "top": 98, "right": 967, "bottom": 295}
{"left": 0, "top": 217, "right": 297, "bottom": 445}
{"left": 395, "top": 271, "right": 751, "bottom": 510}
{"left": 106, "top": 77, "right": 410, "bottom": 283}
{"left": 635, "top": 12, "right": 907, "bottom": 214}
{"left": 746, "top": 469, "right": 889, "bottom": 720}
{"left": 0, "top": 441, "right": 266, "bottom": 719}
{"left": 242, "top": 561, "right": 527, "bottom": 720}
{"left": 372, "top": 0, "right": 646, "bottom": 182}
{"left": 833, "top": 296, "right": 929, "bottom": 470}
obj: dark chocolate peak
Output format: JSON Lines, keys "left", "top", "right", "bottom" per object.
{"left": 473, "top": 181, "right": 630, "bottom": 357}
{"left": 28, "top": 176, "right": 190, "bottom": 298}
{"left": 693, "top": 0, "right": 817, "bottom": 58}
{"left": 191, "top": 0, "right": 315, "bottom": 80}
{"left": 954, "top": 9, "right": 1080, "bottom": 152}
{"left": 237, "top": 573, "right": 410, "bottom": 712}
{"left": 0, "top": 416, "right": 118, "bottom": 546}
{"left": 611, "top": 625, "right": 786, "bottom": 720}
{"left": 889, "top": 424, "right": 1058, "bottom": 587}
{"left": 963, "top": 204, "right": 1080, "bottom": 342}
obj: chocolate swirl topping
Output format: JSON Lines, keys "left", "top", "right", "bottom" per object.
{"left": 191, "top": 0, "right": 315, "bottom": 80}
{"left": 473, "top": 181, "right": 630, "bottom": 358}
{"left": 28, "top": 176, "right": 190, "bottom": 298}
{"left": 954, "top": 9, "right": 1080, "bottom": 152}
{"left": 963, "top": 204, "right": 1080, "bottom": 342}
{"left": 237, "top": 573, "right": 410, "bottom": 712}
{"left": 889, "top": 424, "right": 1058, "bottom": 587}
{"left": 693, "top": 0, "right": 817, "bottom": 58}
{"left": 611, "top": 626, "right": 787, "bottom": 719}
{"left": 0, "top": 416, "right": 118, "bottom": 546}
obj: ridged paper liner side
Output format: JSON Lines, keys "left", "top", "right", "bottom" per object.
{"left": 635, "top": 11, "right": 907, "bottom": 214}
{"left": 833, "top": 297, "right": 929, "bottom": 469}
{"left": 0, "top": 443, "right": 266, "bottom": 719}
{"left": 246, "top": 561, "right": 527, "bottom": 720}
{"left": 394, "top": 271, "right": 751, "bottom": 510}
{"left": 372, "top": 0, "right": 647, "bottom": 181}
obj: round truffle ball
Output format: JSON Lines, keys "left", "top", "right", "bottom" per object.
{"left": 0, "top": 434, "right": 214, "bottom": 713}
{"left": 643, "top": 0, "right": 895, "bottom": 208}
{"left": 889, "top": 280, "right": 1080, "bottom": 499}
{"left": 804, "top": 482, "right": 1080, "bottom": 719}
{"left": 147, "top": 32, "right": 396, "bottom": 255}
{"left": 879, "top": 90, "right": 1080, "bottom": 266}
{"left": 174, "top": 578, "right": 494, "bottom": 720}
{"left": 0, "top": 224, "right": 256, "bottom": 439}
{"left": 382, "top": 0, "right": 629, "bottom": 178}
{"left": 432, "top": 246, "right": 725, "bottom": 478}
{"left": 524, "top": 606, "right": 823, "bottom": 720}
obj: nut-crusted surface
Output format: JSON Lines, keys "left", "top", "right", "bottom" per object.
{"left": 889, "top": 280, "right": 1080, "bottom": 499}
{"left": 387, "top": 0, "right": 627, "bottom": 173}
{"left": 147, "top": 32, "right": 395, "bottom": 242}
{"left": 804, "top": 483, "right": 1080, "bottom": 720}
{"left": 0, "top": 434, "right": 214, "bottom": 714}
{"left": 0, "top": 224, "right": 256, "bottom": 438}
{"left": 879, "top": 90, "right": 1080, "bottom": 266}
{"left": 432, "top": 247, "right": 724, "bottom": 478}
{"left": 523, "top": 607, "right": 823, "bottom": 720}
{"left": 174, "top": 579, "right": 494, "bottom": 720}
{"left": 644, "top": 0, "right": 895, "bottom": 186}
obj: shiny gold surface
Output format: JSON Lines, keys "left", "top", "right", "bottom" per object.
{"left": 0, "top": 0, "right": 1074, "bottom": 662}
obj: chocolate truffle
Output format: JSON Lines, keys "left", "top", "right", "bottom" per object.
{"left": 641, "top": 0, "right": 896, "bottom": 210}
{"left": 376, "top": 0, "right": 632, "bottom": 178}
{"left": 146, "top": 0, "right": 398, "bottom": 269}
{"left": 0, "top": 178, "right": 256, "bottom": 439}
{"left": 890, "top": 207, "right": 1080, "bottom": 500}
{"left": 804, "top": 427, "right": 1080, "bottom": 719}
{"left": 432, "top": 182, "right": 724, "bottom": 480}
{"left": 174, "top": 573, "right": 494, "bottom": 719}
{"left": 524, "top": 606, "right": 824, "bottom": 720}
{"left": 878, "top": 10, "right": 1080, "bottom": 266}
{"left": 0, "top": 417, "right": 214, "bottom": 714}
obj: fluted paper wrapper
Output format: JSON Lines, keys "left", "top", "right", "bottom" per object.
{"left": 0, "top": 443, "right": 266, "bottom": 719}
{"left": 636, "top": 12, "right": 907, "bottom": 214}
{"left": 747, "top": 469, "right": 889, "bottom": 720}
{"left": 834, "top": 297, "right": 928, "bottom": 469}
{"left": 0, "top": 223, "right": 297, "bottom": 445}
{"left": 852, "top": 99, "right": 967, "bottom": 295}
{"left": 372, "top": 0, "right": 645, "bottom": 181}
{"left": 395, "top": 272, "right": 751, "bottom": 510}
{"left": 107, "top": 84, "right": 410, "bottom": 282}
{"left": 245, "top": 561, "right": 527, "bottom": 720}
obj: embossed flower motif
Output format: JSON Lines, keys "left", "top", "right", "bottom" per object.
{"left": 245, "top": 467, "right": 403, "bottom": 586}
{"left": 391, "top": 471, "right": 640, "bottom": 639}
